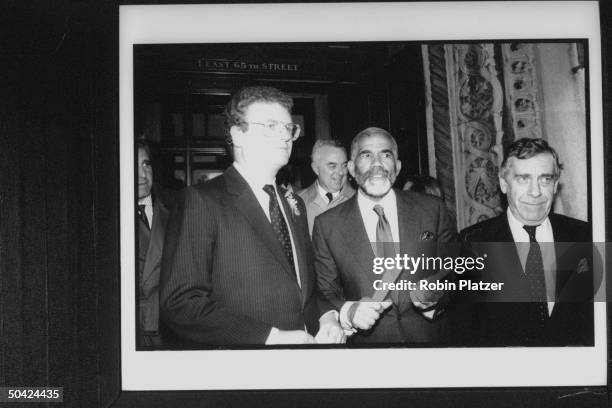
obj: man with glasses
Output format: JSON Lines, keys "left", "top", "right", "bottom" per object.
{"left": 160, "top": 86, "right": 344, "bottom": 346}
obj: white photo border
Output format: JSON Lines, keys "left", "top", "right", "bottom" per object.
{"left": 119, "top": 2, "right": 606, "bottom": 390}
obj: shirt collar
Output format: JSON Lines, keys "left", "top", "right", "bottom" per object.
{"left": 506, "top": 208, "right": 552, "bottom": 239}
{"left": 138, "top": 194, "right": 152, "bottom": 207}
{"left": 357, "top": 187, "right": 396, "bottom": 211}
{"left": 316, "top": 180, "right": 340, "bottom": 201}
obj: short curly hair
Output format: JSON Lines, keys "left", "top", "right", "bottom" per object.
{"left": 224, "top": 86, "right": 294, "bottom": 132}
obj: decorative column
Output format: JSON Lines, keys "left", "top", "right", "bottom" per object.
{"left": 445, "top": 44, "right": 504, "bottom": 230}
{"left": 500, "top": 43, "right": 543, "bottom": 140}
{"left": 424, "top": 42, "right": 588, "bottom": 228}
{"left": 422, "top": 44, "right": 457, "bottom": 220}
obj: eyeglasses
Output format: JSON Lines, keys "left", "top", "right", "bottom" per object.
{"left": 245, "top": 121, "right": 301, "bottom": 141}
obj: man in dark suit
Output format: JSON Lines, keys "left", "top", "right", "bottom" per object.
{"left": 459, "top": 138, "right": 593, "bottom": 346}
{"left": 160, "top": 86, "right": 344, "bottom": 346}
{"left": 298, "top": 139, "right": 355, "bottom": 235}
{"left": 313, "top": 127, "right": 457, "bottom": 344}
{"left": 137, "top": 140, "right": 172, "bottom": 347}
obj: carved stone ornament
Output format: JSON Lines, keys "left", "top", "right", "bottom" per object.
{"left": 445, "top": 44, "right": 504, "bottom": 229}
{"left": 501, "top": 43, "right": 543, "bottom": 140}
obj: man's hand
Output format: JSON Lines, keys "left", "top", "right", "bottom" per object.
{"left": 349, "top": 299, "right": 392, "bottom": 330}
{"left": 266, "top": 329, "right": 316, "bottom": 345}
{"left": 315, "top": 312, "right": 346, "bottom": 344}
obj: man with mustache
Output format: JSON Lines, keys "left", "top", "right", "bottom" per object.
{"left": 312, "top": 127, "right": 457, "bottom": 344}
{"left": 460, "top": 138, "right": 593, "bottom": 346}
{"left": 298, "top": 139, "right": 355, "bottom": 235}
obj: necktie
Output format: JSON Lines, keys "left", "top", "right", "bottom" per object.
{"left": 325, "top": 192, "right": 333, "bottom": 203}
{"left": 522, "top": 225, "right": 548, "bottom": 323}
{"left": 263, "top": 185, "right": 297, "bottom": 281}
{"left": 373, "top": 205, "right": 399, "bottom": 304}
{"left": 137, "top": 204, "right": 150, "bottom": 230}
{"left": 373, "top": 205, "right": 394, "bottom": 247}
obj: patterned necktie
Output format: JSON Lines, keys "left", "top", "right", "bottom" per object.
{"left": 373, "top": 205, "right": 399, "bottom": 304}
{"left": 137, "top": 204, "right": 150, "bottom": 230}
{"left": 523, "top": 224, "right": 548, "bottom": 322}
{"left": 263, "top": 185, "right": 296, "bottom": 280}
{"left": 325, "top": 192, "right": 333, "bottom": 203}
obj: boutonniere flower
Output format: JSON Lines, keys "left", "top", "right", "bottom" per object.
{"left": 284, "top": 191, "right": 301, "bottom": 217}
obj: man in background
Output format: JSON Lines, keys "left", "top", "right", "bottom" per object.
{"left": 298, "top": 139, "right": 355, "bottom": 234}
{"left": 136, "top": 140, "right": 172, "bottom": 347}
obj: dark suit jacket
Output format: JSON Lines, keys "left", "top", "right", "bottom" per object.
{"left": 458, "top": 212, "right": 594, "bottom": 346}
{"left": 312, "top": 190, "right": 457, "bottom": 344}
{"left": 138, "top": 187, "right": 172, "bottom": 346}
{"left": 160, "top": 165, "right": 320, "bottom": 346}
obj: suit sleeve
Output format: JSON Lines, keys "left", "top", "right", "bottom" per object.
{"left": 436, "top": 199, "right": 458, "bottom": 243}
{"left": 160, "top": 187, "right": 272, "bottom": 345}
{"left": 312, "top": 217, "right": 346, "bottom": 312}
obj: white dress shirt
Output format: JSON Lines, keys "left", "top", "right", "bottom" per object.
{"left": 506, "top": 210, "right": 557, "bottom": 315}
{"left": 357, "top": 188, "right": 400, "bottom": 244}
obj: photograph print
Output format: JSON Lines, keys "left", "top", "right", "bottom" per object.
{"left": 120, "top": 2, "right": 606, "bottom": 391}
{"left": 133, "top": 40, "right": 597, "bottom": 350}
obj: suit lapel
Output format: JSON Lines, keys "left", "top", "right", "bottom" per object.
{"left": 396, "top": 192, "right": 420, "bottom": 245}
{"left": 394, "top": 192, "right": 420, "bottom": 305}
{"left": 496, "top": 214, "right": 515, "bottom": 242}
{"left": 142, "top": 200, "right": 169, "bottom": 287}
{"left": 549, "top": 215, "right": 580, "bottom": 297}
{"left": 225, "top": 166, "right": 296, "bottom": 280}
{"left": 312, "top": 194, "right": 328, "bottom": 211}
{"left": 338, "top": 196, "right": 377, "bottom": 284}
{"left": 549, "top": 214, "right": 573, "bottom": 242}
{"left": 279, "top": 188, "right": 309, "bottom": 298}
{"left": 498, "top": 214, "right": 531, "bottom": 300}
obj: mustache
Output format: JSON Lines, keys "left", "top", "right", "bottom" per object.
{"left": 362, "top": 167, "right": 390, "bottom": 179}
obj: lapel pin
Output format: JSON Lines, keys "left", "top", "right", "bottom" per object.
{"left": 420, "top": 231, "right": 435, "bottom": 241}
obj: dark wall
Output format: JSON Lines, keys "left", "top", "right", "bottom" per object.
{"left": 133, "top": 43, "right": 427, "bottom": 192}
{"left": 0, "top": 2, "right": 610, "bottom": 408}
{"left": 0, "top": 3, "right": 119, "bottom": 407}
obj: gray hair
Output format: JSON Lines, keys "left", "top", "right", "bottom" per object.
{"left": 349, "top": 127, "right": 398, "bottom": 160}
{"left": 500, "top": 137, "right": 563, "bottom": 179}
{"left": 311, "top": 139, "right": 347, "bottom": 164}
